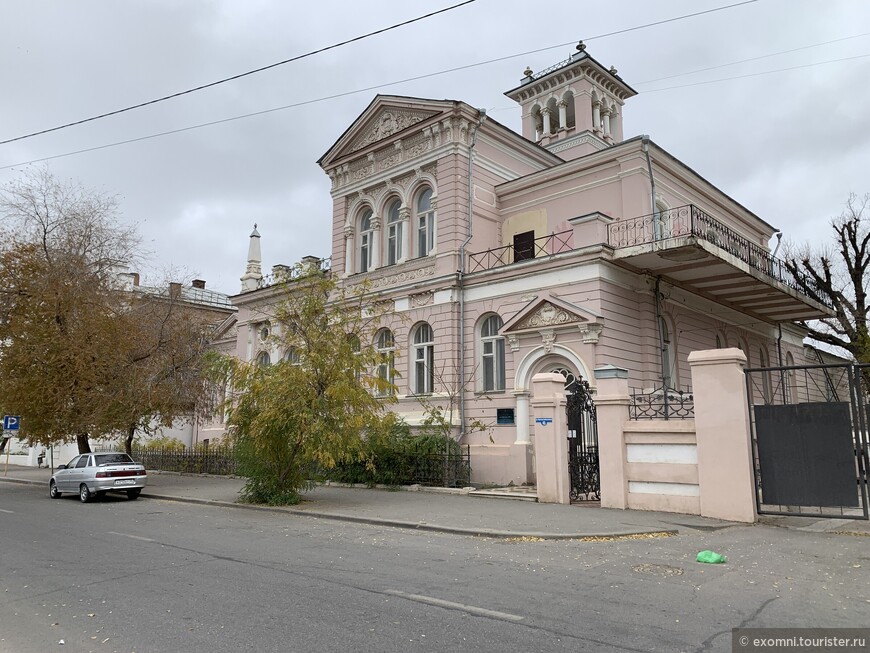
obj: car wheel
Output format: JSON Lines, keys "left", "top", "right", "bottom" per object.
{"left": 126, "top": 488, "right": 141, "bottom": 500}
{"left": 49, "top": 481, "right": 62, "bottom": 499}
{"left": 79, "top": 484, "right": 92, "bottom": 503}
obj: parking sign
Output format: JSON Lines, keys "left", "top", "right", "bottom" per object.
{"left": 3, "top": 416, "right": 20, "bottom": 430}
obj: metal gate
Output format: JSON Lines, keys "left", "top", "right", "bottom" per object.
{"left": 745, "top": 362, "right": 869, "bottom": 519}
{"left": 566, "top": 378, "right": 600, "bottom": 501}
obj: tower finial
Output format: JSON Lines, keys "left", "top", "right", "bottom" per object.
{"left": 576, "top": 40, "right": 586, "bottom": 52}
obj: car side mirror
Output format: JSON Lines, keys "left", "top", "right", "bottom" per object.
{"left": 57, "top": 464, "right": 67, "bottom": 470}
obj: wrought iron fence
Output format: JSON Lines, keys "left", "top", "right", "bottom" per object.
{"left": 607, "top": 205, "right": 832, "bottom": 308}
{"left": 467, "top": 230, "right": 573, "bottom": 273}
{"left": 629, "top": 386, "right": 694, "bottom": 420}
{"left": 326, "top": 446, "right": 471, "bottom": 488}
{"left": 131, "top": 446, "right": 238, "bottom": 475}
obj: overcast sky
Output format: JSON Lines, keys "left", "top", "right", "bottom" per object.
{"left": 2, "top": 0, "right": 868, "bottom": 295}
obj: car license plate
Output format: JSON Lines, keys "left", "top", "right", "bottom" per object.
{"left": 114, "top": 479, "right": 136, "bottom": 486}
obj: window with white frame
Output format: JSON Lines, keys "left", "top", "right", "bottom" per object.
{"left": 375, "top": 328, "right": 396, "bottom": 396}
{"left": 359, "top": 209, "right": 374, "bottom": 273}
{"left": 412, "top": 323, "right": 434, "bottom": 394}
{"left": 284, "top": 347, "right": 300, "bottom": 365}
{"left": 386, "top": 199, "right": 403, "bottom": 266}
{"left": 660, "top": 317, "right": 676, "bottom": 388}
{"left": 480, "top": 314, "right": 505, "bottom": 391}
{"left": 416, "top": 188, "right": 434, "bottom": 257}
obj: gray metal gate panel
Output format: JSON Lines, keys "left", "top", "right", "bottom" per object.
{"left": 754, "top": 402, "right": 857, "bottom": 507}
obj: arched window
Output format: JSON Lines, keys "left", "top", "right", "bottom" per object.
{"left": 385, "top": 199, "right": 403, "bottom": 266}
{"left": 359, "top": 209, "right": 373, "bottom": 273}
{"left": 479, "top": 314, "right": 505, "bottom": 391}
{"left": 660, "top": 317, "right": 676, "bottom": 389}
{"left": 562, "top": 91, "right": 576, "bottom": 129}
{"left": 256, "top": 351, "right": 271, "bottom": 367}
{"left": 785, "top": 352, "right": 797, "bottom": 403}
{"left": 416, "top": 188, "right": 435, "bottom": 257}
{"left": 375, "top": 328, "right": 396, "bottom": 396}
{"left": 759, "top": 347, "right": 771, "bottom": 402}
{"left": 412, "top": 323, "right": 434, "bottom": 394}
{"left": 284, "top": 347, "right": 300, "bottom": 365}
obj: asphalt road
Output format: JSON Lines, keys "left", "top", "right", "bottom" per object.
{"left": 1, "top": 483, "right": 868, "bottom": 653}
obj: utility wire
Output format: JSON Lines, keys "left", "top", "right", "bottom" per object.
{"left": 1, "top": 0, "right": 756, "bottom": 148}
{"left": 0, "top": 0, "right": 478, "bottom": 146}
{"left": 7, "top": 49, "right": 865, "bottom": 173}
{"left": 0, "top": 0, "right": 769, "bottom": 170}
{"left": 641, "top": 53, "right": 870, "bottom": 93}
{"left": 635, "top": 31, "right": 870, "bottom": 85}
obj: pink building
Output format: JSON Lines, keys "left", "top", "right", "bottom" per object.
{"left": 225, "top": 44, "right": 833, "bottom": 488}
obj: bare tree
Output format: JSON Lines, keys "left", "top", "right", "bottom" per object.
{"left": 783, "top": 193, "right": 870, "bottom": 367}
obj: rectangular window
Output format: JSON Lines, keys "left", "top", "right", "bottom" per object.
{"left": 414, "top": 345, "right": 433, "bottom": 393}
{"left": 360, "top": 234, "right": 370, "bottom": 273}
{"left": 513, "top": 231, "right": 535, "bottom": 262}
{"left": 418, "top": 216, "right": 430, "bottom": 257}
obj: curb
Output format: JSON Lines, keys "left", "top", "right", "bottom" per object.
{"left": 141, "top": 491, "right": 677, "bottom": 540}
{"left": 1, "top": 476, "right": 676, "bottom": 540}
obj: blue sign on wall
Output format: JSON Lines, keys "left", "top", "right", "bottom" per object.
{"left": 3, "top": 416, "right": 20, "bottom": 430}
{"left": 535, "top": 417, "right": 553, "bottom": 425}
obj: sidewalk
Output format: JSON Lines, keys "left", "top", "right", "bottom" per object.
{"left": 2, "top": 464, "right": 867, "bottom": 538}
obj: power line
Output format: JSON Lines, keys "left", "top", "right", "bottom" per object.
{"left": 635, "top": 31, "right": 870, "bottom": 85}
{"left": 642, "top": 53, "right": 870, "bottom": 93}
{"left": 0, "top": 0, "right": 478, "bottom": 146}
{"left": 0, "top": 0, "right": 766, "bottom": 170}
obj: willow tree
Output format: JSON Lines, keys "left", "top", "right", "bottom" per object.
{"left": 784, "top": 193, "right": 870, "bottom": 367}
{"left": 0, "top": 169, "right": 213, "bottom": 454}
{"left": 215, "top": 266, "right": 396, "bottom": 505}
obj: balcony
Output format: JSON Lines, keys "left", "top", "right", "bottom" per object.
{"left": 465, "top": 205, "right": 832, "bottom": 323}
{"left": 467, "top": 230, "right": 573, "bottom": 273}
{"left": 607, "top": 205, "right": 833, "bottom": 322}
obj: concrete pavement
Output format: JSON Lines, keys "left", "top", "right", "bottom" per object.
{"left": 2, "top": 463, "right": 868, "bottom": 539}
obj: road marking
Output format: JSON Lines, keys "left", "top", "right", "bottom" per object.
{"left": 107, "top": 531, "right": 155, "bottom": 542}
{"left": 0, "top": 508, "right": 14, "bottom": 514}
{"left": 384, "top": 590, "right": 523, "bottom": 622}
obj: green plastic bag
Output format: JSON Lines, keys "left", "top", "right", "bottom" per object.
{"left": 696, "top": 550, "right": 726, "bottom": 564}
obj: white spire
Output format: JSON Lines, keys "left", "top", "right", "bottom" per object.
{"left": 240, "top": 223, "right": 263, "bottom": 292}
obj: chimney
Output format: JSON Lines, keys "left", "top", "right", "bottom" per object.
{"left": 131, "top": 272, "right": 140, "bottom": 286}
{"left": 169, "top": 282, "right": 182, "bottom": 299}
{"left": 191, "top": 279, "right": 206, "bottom": 289}
{"left": 301, "top": 255, "right": 321, "bottom": 273}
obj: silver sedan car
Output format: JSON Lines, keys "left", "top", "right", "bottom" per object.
{"left": 50, "top": 452, "right": 147, "bottom": 502}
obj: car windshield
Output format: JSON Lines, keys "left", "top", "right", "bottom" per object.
{"left": 94, "top": 453, "right": 134, "bottom": 466}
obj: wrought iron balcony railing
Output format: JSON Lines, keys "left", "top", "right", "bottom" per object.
{"left": 467, "top": 230, "right": 572, "bottom": 273}
{"left": 607, "top": 205, "right": 832, "bottom": 308}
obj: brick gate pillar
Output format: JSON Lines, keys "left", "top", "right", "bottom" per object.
{"left": 593, "top": 365, "right": 630, "bottom": 510}
{"left": 688, "top": 348, "right": 757, "bottom": 523}
{"left": 531, "top": 373, "right": 570, "bottom": 504}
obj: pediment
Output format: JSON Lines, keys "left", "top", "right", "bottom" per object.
{"left": 319, "top": 95, "right": 452, "bottom": 168}
{"left": 210, "top": 314, "right": 238, "bottom": 341}
{"left": 502, "top": 293, "right": 603, "bottom": 335}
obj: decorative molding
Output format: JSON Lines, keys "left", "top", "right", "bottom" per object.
{"left": 409, "top": 292, "right": 434, "bottom": 308}
{"left": 520, "top": 293, "right": 537, "bottom": 302}
{"left": 539, "top": 329, "right": 555, "bottom": 352}
{"left": 368, "top": 265, "right": 436, "bottom": 289}
{"left": 515, "top": 301, "right": 576, "bottom": 330}
{"left": 350, "top": 109, "right": 436, "bottom": 153}
{"left": 546, "top": 132, "right": 608, "bottom": 154}
{"left": 506, "top": 335, "right": 520, "bottom": 352}
{"left": 579, "top": 322, "right": 603, "bottom": 344}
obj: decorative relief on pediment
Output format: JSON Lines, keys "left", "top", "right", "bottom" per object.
{"left": 350, "top": 109, "right": 438, "bottom": 153}
{"left": 514, "top": 301, "right": 579, "bottom": 330}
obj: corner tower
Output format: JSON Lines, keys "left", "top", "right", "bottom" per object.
{"left": 505, "top": 41, "right": 637, "bottom": 160}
